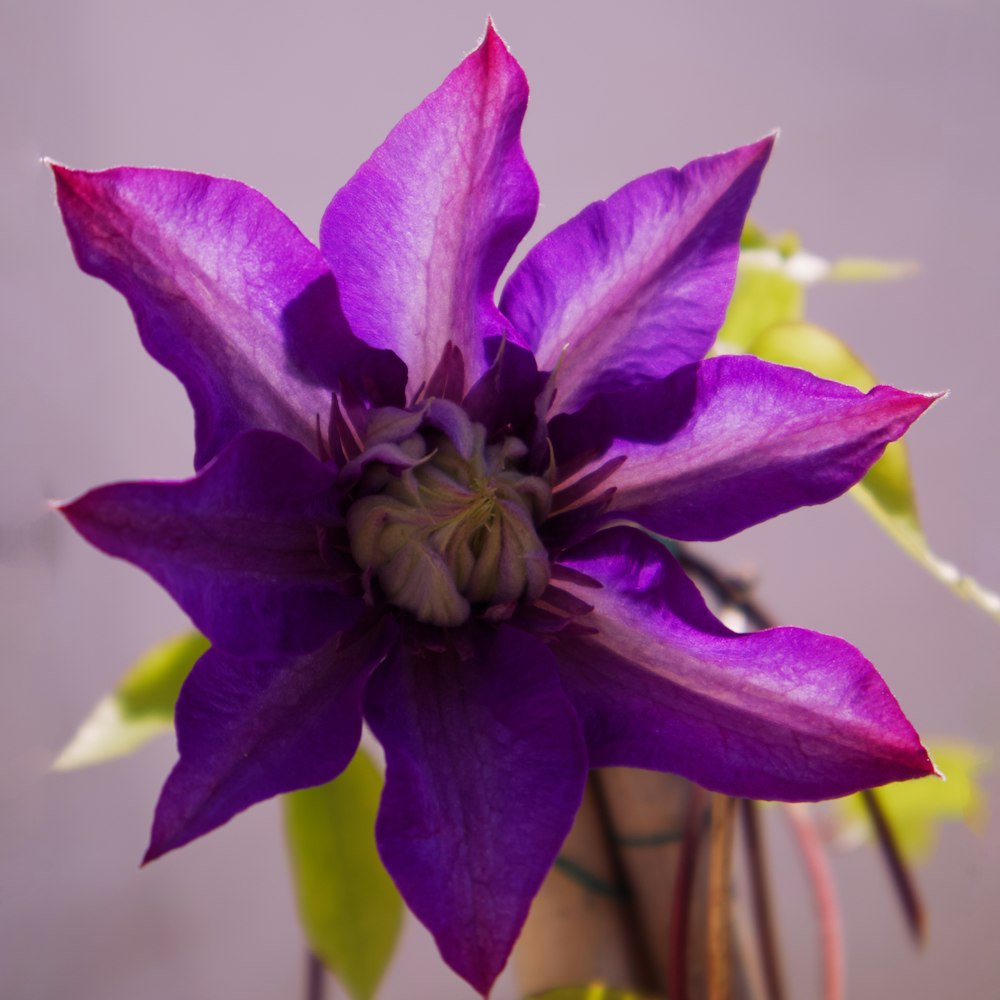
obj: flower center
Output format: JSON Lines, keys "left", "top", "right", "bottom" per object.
{"left": 345, "top": 402, "right": 552, "bottom": 627}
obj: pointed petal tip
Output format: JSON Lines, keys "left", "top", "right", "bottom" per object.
{"left": 468, "top": 967, "right": 500, "bottom": 998}
{"left": 140, "top": 838, "right": 166, "bottom": 867}
{"left": 697, "top": 132, "right": 776, "bottom": 174}
{"left": 48, "top": 160, "right": 78, "bottom": 202}
{"left": 48, "top": 159, "right": 87, "bottom": 192}
{"left": 481, "top": 16, "right": 504, "bottom": 48}
{"left": 913, "top": 740, "right": 941, "bottom": 780}
{"left": 52, "top": 494, "right": 89, "bottom": 526}
{"left": 918, "top": 745, "right": 939, "bottom": 779}
{"left": 745, "top": 131, "right": 777, "bottom": 165}
{"left": 140, "top": 840, "right": 179, "bottom": 867}
{"left": 48, "top": 161, "right": 107, "bottom": 224}
{"left": 52, "top": 491, "right": 91, "bottom": 524}
{"left": 879, "top": 384, "right": 945, "bottom": 422}
{"left": 142, "top": 814, "right": 186, "bottom": 866}
{"left": 142, "top": 817, "right": 193, "bottom": 867}
{"left": 474, "top": 15, "right": 521, "bottom": 76}
{"left": 713, "top": 132, "right": 776, "bottom": 169}
{"left": 876, "top": 730, "right": 938, "bottom": 790}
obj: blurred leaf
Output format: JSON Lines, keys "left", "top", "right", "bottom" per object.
{"left": 741, "top": 220, "right": 800, "bottom": 257}
{"left": 836, "top": 742, "right": 990, "bottom": 861}
{"left": 728, "top": 227, "right": 1000, "bottom": 622}
{"left": 740, "top": 221, "right": 914, "bottom": 282}
{"left": 750, "top": 320, "right": 876, "bottom": 388}
{"left": 748, "top": 321, "right": 1000, "bottom": 621}
{"left": 284, "top": 749, "right": 403, "bottom": 1000}
{"left": 826, "top": 256, "right": 918, "bottom": 282}
{"left": 53, "top": 631, "right": 207, "bottom": 771}
{"left": 723, "top": 225, "right": 911, "bottom": 353}
{"left": 530, "top": 987, "right": 656, "bottom": 1000}
{"left": 850, "top": 482, "right": 1000, "bottom": 620}
{"left": 715, "top": 264, "right": 804, "bottom": 353}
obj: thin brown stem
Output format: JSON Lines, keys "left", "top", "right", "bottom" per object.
{"left": 306, "top": 952, "right": 326, "bottom": 1000}
{"left": 677, "top": 542, "right": 927, "bottom": 951}
{"left": 739, "top": 799, "right": 786, "bottom": 1000}
{"left": 706, "top": 795, "right": 737, "bottom": 1000}
{"left": 674, "top": 546, "right": 776, "bottom": 631}
{"left": 669, "top": 783, "right": 709, "bottom": 1000}
{"left": 860, "top": 788, "right": 927, "bottom": 946}
{"left": 589, "top": 772, "right": 662, "bottom": 994}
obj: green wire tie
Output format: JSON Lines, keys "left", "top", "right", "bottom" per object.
{"left": 553, "top": 856, "right": 631, "bottom": 901}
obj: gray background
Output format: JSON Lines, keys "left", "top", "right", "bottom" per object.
{"left": 2, "top": 0, "right": 998, "bottom": 997}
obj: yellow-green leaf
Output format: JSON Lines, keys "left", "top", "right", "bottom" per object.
{"left": 740, "top": 222, "right": 915, "bottom": 283}
{"left": 284, "top": 749, "right": 403, "bottom": 1000}
{"left": 719, "top": 228, "right": 1000, "bottom": 620}
{"left": 835, "top": 742, "right": 989, "bottom": 861}
{"left": 530, "top": 986, "right": 656, "bottom": 1000}
{"left": 740, "top": 221, "right": 800, "bottom": 257}
{"left": 722, "top": 225, "right": 909, "bottom": 355}
{"left": 825, "top": 256, "right": 919, "bottom": 283}
{"left": 715, "top": 264, "right": 804, "bottom": 353}
{"left": 746, "top": 321, "right": 1000, "bottom": 621}
{"left": 53, "top": 631, "right": 208, "bottom": 771}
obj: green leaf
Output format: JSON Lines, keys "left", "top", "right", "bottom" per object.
{"left": 740, "top": 221, "right": 915, "bottom": 282}
{"left": 740, "top": 221, "right": 800, "bottom": 257}
{"left": 53, "top": 631, "right": 208, "bottom": 770}
{"left": 746, "top": 321, "right": 1000, "bottom": 622}
{"left": 718, "top": 228, "right": 1000, "bottom": 621}
{"left": 825, "top": 256, "right": 919, "bottom": 283}
{"left": 284, "top": 748, "right": 403, "bottom": 1000}
{"left": 530, "top": 987, "right": 656, "bottom": 1000}
{"left": 835, "top": 742, "right": 990, "bottom": 861}
{"left": 715, "top": 263, "right": 804, "bottom": 353}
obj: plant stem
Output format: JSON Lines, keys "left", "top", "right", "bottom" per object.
{"left": 706, "top": 795, "right": 737, "bottom": 1000}
{"left": 669, "top": 783, "right": 709, "bottom": 1000}
{"left": 860, "top": 788, "right": 927, "bottom": 945}
{"left": 739, "top": 799, "right": 787, "bottom": 1000}
{"left": 785, "top": 804, "right": 843, "bottom": 1000}
{"left": 676, "top": 542, "right": 927, "bottom": 949}
{"left": 307, "top": 952, "right": 325, "bottom": 1000}
{"left": 590, "top": 772, "right": 662, "bottom": 993}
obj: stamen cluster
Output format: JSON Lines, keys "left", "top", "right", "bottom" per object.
{"left": 345, "top": 401, "right": 552, "bottom": 626}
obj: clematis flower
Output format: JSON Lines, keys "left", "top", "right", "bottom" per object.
{"left": 53, "top": 23, "right": 936, "bottom": 995}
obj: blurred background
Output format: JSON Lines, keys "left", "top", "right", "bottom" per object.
{"left": 2, "top": 0, "right": 998, "bottom": 996}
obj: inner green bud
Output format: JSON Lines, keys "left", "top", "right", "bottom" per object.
{"left": 346, "top": 407, "right": 551, "bottom": 627}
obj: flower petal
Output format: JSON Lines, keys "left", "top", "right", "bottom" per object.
{"left": 52, "top": 164, "right": 397, "bottom": 467}
{"left": 145, "top": 620, "right": 394, "bottom": 861}
{"left": 60, "top": 430, "right": 362, "bottom": 657}
{"left": 364, "top": 625, "right": 587, "bottom": 994}
{"left": 549, "top": 355, "right": 938, "bottom": 541}
{"left": 500, "top": 138, "right": 773, "bottom": 412}
{"left": 462, "top": 338, "right": 547, "bottom": 444}
{"left": 554, "top": 527, "right": 934, "bottom": 800}
{"left": 320, "top": 23, "right": 538, "bottom": 392}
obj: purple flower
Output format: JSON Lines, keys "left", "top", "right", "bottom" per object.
{"left": 53, "top": 24, "right": 935, "bottom": 994}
